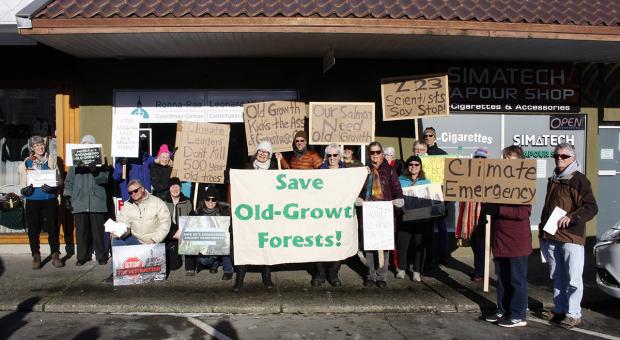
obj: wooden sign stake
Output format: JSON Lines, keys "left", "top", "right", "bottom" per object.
{"left": 483, "top": 215, "right": 492, "bottom": 293}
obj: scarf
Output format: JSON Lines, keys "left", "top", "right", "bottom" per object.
{"left": 203, "top": 207, "right": 219, "bottom": 216}
{"left": 29, "top": 153, "right": 49, "bottom": 170}
{"left": 294, "top": 146, "right": 307, "bottom": 159}
{"left": 370, "top": 160, "right": 384, "bottom": 200}
{"left": 551, "top": 159, "right": 581, "bottom": 181}
{"left": 253, "top": 158, "right": 271, "bottom": 170}
{"left": 456, "top": 201, "right": 482, "bottom": 240}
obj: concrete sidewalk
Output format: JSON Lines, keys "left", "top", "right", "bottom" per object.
{"left": 0, "top": 247, "right": 612, "bottom": 315}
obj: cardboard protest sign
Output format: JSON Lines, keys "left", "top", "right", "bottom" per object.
{"left": 178, "top": 216, "right": 231, "bottom": 255}
{"left": 243, "top": 101, "right": 306, "bottom": 155}
{"left": 401, "top": 183, "right": 446, "bottom": 221}
{"left": 231, "top": 168, "right": 367, "bottom": 265}
{"left": 111, "top": 114, "right": 140, "bottom": 157}
{"left": 112, "top": 243, "right": 166, "bottom": 286}
{"left": 362, "top": 201, "right": 395, "bottom": 250}
{"left": 65, "top": 144, "right": 103, "bottom": 166}
{"left": 27, "top": 169, "right": 57, "bottom": 188}
{"left": 381, "top": 74, "right": 449, "bottom": 121}
{"left": 419, "top": 154, "right": 458, "bottom": 184}
{"left": 172, "top": 121, "right": 230, "bottom": 184}
{"left": 309, "top": 102, "right": 375, "bottom": 145}
{"left": 443, "top": 158, "right": 537, "bottom": 204}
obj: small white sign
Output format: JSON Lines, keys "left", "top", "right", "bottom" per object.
{"left": 111, "top": 115, "right": 140, "bottom": 157}
{"left": 542, "top": 206, "right": 567, "bottom": 236}
{"left": 598, "top": 170, "right": 617, "bottom": 176}
{"left": 26, "top": 169, "right": 57, "bottom": 187}
{"left": 104, "top": 218, "right": 128, "bottom": 237}
{"left": 536, "top": 159, "right": 547, "bottom": 178}
{"left": 362, "top": 201, "right": 395, "bottom": 250}
{"left": 601, "top": 148, "right": 614, "bottom": 160}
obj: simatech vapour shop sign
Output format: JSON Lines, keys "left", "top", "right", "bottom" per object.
{"left": 448, "top": 65, "right": 580, "bottom": 113}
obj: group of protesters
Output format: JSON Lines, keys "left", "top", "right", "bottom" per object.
{"left": 18, "top": 126, "right": 597, "bottom": 329}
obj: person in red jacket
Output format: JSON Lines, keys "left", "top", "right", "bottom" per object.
{"left": 288, "top": 131, "right": 322, "bottom": 170}
{"left": 482, "top": 145, "right": 532, "bottom": 328}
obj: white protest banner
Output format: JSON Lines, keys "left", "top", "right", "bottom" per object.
{"left": 381, "top": 74, "right": 449, "bottom": 121}
{"left": 362, "top": 201, "right": 395, "bottom": 250}
{"left": 172, "top": 121, "right": 230, "bottom": 184}
{"left": 231, "top": 168, "right": 367, "bottom": 265}
{"left": 309, "top": 102, "right": 375, "bottom": 145}
{"left": 401, "top": 183, "right": 445, "bottom": 221}
{"left": 65, "top": 144, "right": 103, "bottom": 166}
{"left": 243, "top": 101, "right": 306, "bottom": 155}
{"left": 112, "top": 243, "right": 166, "bottom": 286}
{"left": 178, "top": 216, "right": 231, "bottom": 255}
{"left": 111, "top": 114, "right": 140, "bottom": 157}
{"left": 26, "top": 169, "right": 57, "bottom": 188}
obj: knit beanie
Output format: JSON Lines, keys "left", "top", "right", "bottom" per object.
{"left": 80, "top": 134, "right": 96, "bottom": 144}
{"left": 473, "top": 147, "right": 489, "bottom": 159}
{"left": 168, "top": 177, "right": 181, "bottom": 188}
{"left": 28, "top": 136, "right": 46, "bottom": 151}
{"left": 406, "top": 155, "right": 422, "bottom": 166}
{"left": 293, "top": 130, "right": 307, "bottom": 141}
{"left": 157, "top": 144, "right": 171, "bottom": 157}
{"left": 256, "top": 141, "right": 273, "bottom": 157}
{"left": 200, "top": 186, "right": 220, "bottom": 202}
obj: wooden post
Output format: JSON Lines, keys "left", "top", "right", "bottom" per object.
{"left": 414, "top": 119, "right": 419, "bottom": 141}
{"left": 378, "top": 250, "right": 385, "bottom": 269}
{"left": 277, "top": 158, "right": 282, "bottom": 170}
{"left": 483, "top": 215, "right": 492, "bottom": 292}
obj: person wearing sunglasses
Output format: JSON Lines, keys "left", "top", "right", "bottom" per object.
{"left": 538, "top": 142, "right": 598, "bottom": 329}
{"left": 396, "top": 155, "right": 432, "bottom": 282}
{"left": 164, "top": 177, "right": 193, "bottom": 275}
{"left": 308, "top": 143, "right": 347, "bottom": 287}
{"left": 355, "top": 141, "right": 404, "bottom": 288}
{"left": 422, "top": 127, "right": 447, "bottom": 156}
{"left": 288, "top": 130, "right": 322, "bottom": 170}
{"left": 480, "top": 146, "right": 532, "bottom": 328}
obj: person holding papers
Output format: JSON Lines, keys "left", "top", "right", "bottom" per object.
{"left": 63, "top": 134, "right": 110, "bottom": 266}
{"left": 356, "top": 141, "right": 404, "bottom": 288}
{"left": 481, "top": 146, "right": 532, "bottom": 328}
{"left": 538, "top": 142, "right": 598, "bottom": 329}
{"left": 18, "top": 135, "right": 63, "bottom": 269}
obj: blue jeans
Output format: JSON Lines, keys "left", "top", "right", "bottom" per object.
{"left": 495, "top": 256, "right": 528, "bottom": 320}
{"left": 111, "top": 235, "right": 142, "bottom": 246}
{"left": 541, "top": 239, "right": 584, "bottom": 319}
{"left": 197, "top": 255, "right": 233, "bottom": 273}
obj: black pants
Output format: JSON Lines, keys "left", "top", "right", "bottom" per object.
{"left": 74, "top": 212, "right": 106, "bottom": 262}
{"left": 397, "top": 221, "right": 433, "bottom": 272}
{"left": 26, "top": 199, "right": 59, "bottom": 255}
{"left": 315, "top": 261, "right": 341, "bottom": 280}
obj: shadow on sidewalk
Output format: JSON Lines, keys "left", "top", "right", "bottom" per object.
{"left": 0, "top": 297, "right": 41, "bottom": 339}
{"left": 73, "top": 327, "right": 100, "bottom": 340}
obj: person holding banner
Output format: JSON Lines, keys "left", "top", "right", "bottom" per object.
{"left": 288, "top": 131, "right": 321, "bottom": 170}
{"left": 164, "top": 177, "right": 193, "bottom": 274}
{"left": 63, "top": 135, "right": 110, "bottom": 266}
{"left": 150, "top": 144, "right": 174, "bottom": 200}
{"left": 235, "top": 141, "right": 278, "bottom": 292}
{"left": 18, "top": 135, "right": 63, "bottom": 269}
{"left": 310, "top": 143, "right": 346, "bottom": 287}
{"left": 538, "top": 142, "right": 598, "bottom": 329}
{"left": 356, "top": 141, "right": 404, "bottom": 288}
{"left": 396, "top": 155, "right": 432, "bottom": 282}
{"left": 481, "top": 146, "right": 532, "bottom": 328}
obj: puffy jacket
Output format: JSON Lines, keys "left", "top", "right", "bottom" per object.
{"left": 492, "top": 204, "right": 532, "bottom": 257}
{"left": 289, "top": 150, "right": 322, "bottom": 169}
{"left": 150, "top": 162, "right": 172, "bottom": 200}
{"left": 117, "top": 192, "right": 171, "bottom": 244}
{"left": 63, "top": 166, "right": 109, "bottom": 213}
{"left": 539, "top": 171, "right": 597, "bottom": 246}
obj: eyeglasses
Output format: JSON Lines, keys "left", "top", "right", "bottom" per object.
{"left": 257, "top": 150, "right": 269, "bottom": 155}
{"left": 129, "top": 187, "right": 142, "bottom": 194}
{"left": 408, "top": 163, "right": 421, "bottom": 167}
{"left": 424, "top": 134, "right": 435, "bottom": 138}
{"left": 294, "top": 139, "right": 306, "bottom": 143}
{"left": 327, "top": 154, "right": 339, "bottom": 158}
{"left": 553, "top": 154, "right": 573, "bottom": 160}
{"left": 369, "top": 150, "right": 382, "bottom": 155}
{"left": 206, "top": 196, "right": 216, "bottom": 202}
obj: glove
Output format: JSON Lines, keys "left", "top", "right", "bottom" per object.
{"left": 20, "top": 184, "right": 34, "bottom": 197}
{"left": 355, "top": 197, "right": 364, "bottom": 207}
{"left": 89, "top": 162, "right": 100, "bottom": 175}
{"left": 392, "top": 198, "right": 405, "bottom": 208}
{"left": 481, "top": 204, "right": 499, "bottom": 217}
{"left": 64, "top": 197, "right": 73, "bottom": 211}
{"left": 41, "top": 184, "right": 57, "bottom": 194}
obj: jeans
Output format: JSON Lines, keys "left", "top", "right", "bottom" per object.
{"left": 365, "top": 250, "right": 389, "bottom": 282}
{"left": 495, "top": 256, "right": 528, "bottom": 320}
{"left": 541, "top": 239, "right": 584, "bottom": 319}
{"left": 111, "top": 235, "right": 142, "bottom": 246}
{"left": 188, "top": 255, "right": 233, "bottom": 273}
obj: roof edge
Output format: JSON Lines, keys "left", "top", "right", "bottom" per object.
{"left": 15, "top": 0, "right": 53, "bottom": 29}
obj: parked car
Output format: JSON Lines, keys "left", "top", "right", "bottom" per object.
{"left": 594, "top": 222, "right": 620, "bottom": 298}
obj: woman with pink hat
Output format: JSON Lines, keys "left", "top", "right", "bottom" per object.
{"left": 150, "top": 144, "right": 173, "bottom": 200}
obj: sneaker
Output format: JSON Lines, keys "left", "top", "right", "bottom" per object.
{"left": 497, "top": 319, "right": 527, "bottom": 328}
{"left": 376, "top": 280, "right": 387, "bottom": 288}
{"left": 363, "top": 280, "right": 375, "bottom": 288}
{"left": 186, "top": 270, "right": 196, "bottom": 277}
{"left": 222, "top": 272, "right": 233, "bottom": 281}
{"left": 395, "top": 270, "right": 406, "bottom": 279}
{"left": 484, "top": 312, "right": 504, "bottom": 323}
{"left": 412, "top": 271, "right": 421, "bottom": 282}
{"left": 559, "top": 317, "right": 582, "bottom": 329}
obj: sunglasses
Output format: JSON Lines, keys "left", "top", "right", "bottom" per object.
{"left": 129, "top": 187, "right": 142, "bottom": 194}
{"left": 369, "top": 150, "right": 382, "bottom": 155}
{"left": 553, "top": 154, "right": 573, "bottom": 160}
{"left": 408, "top": 163, "right": 421, "bottom": 167}
{"left": 424, "top": 134, "right": 435, "bottom": 138}
{"left": 294, "top": 139, "right": 306, "bottom": 143}
{"left": 327, "top": 154, "right": 339, "bottom": 158}
{"left": 205, "top": 196, "right": 216, "bottom": 202}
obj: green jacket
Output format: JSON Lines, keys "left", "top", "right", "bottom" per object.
{"left": 63, "top": 166, "right": 109, "bottom": 213}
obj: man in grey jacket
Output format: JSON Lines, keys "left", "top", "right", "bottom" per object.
{"left": 63, "top": 135, "right": 109, "bottom": 266}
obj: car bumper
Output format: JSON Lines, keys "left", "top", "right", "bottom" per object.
{"left": 594, "top": 241, "right": 620, "bottom": 299}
